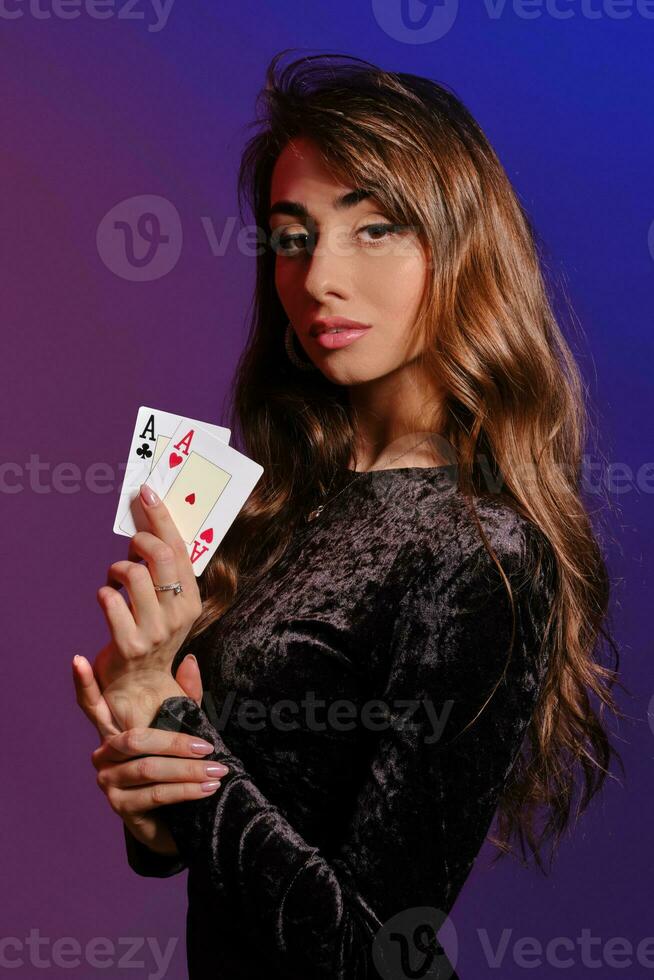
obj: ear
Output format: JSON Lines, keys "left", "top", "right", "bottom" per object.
{"left": 174, "top": 653, "right": 203, "bottom": 707}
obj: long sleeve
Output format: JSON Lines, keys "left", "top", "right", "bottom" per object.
{"left": 123, "top": 822, "right": 188, "bottom": 878}
{"left": 150, "top": 530, "right": 555, "bottom": 978}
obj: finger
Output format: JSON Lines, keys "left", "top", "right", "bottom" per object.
{"left": 126, "top": 530, "right": 177, "bottom": 571}
{"left": 175, "top": 654, "right": 203, "bottom": 706}
{"left": 100, "top": 753, "right": 229, "bottom": 789}
{"left": 138, "top": 484, "right": 198, "bottom": 595}
{"left": 106, "top": 780, "right": 223, "bottom": 817}
{"left": 91, "top": 726, "right": 216, "bottom": 768}
{"left": 96, "top": 584, "right": 139, "bottom": 653}
{"left": 126, "top": 531, "right": 185, "bottom": 614}
{"left": 72, "top": 655, "right": 121, "bottom": 739}
{"left": 105, "top": 559, "right": 163, "bottom": 635}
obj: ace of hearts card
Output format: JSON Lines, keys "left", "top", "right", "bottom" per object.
{"left": 142, "top": 418, "right": 264, "bottom": 576}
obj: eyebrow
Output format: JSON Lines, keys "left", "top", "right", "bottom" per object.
{"left": 268, "top": 187, "right": 372, "bottom": 221}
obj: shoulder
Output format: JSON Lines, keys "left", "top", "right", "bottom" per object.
{"left": 399, "top": 494, "right": 557, "bottom": 674}
{"left": 417, "top": 490, "right": 557, "bottom": 603}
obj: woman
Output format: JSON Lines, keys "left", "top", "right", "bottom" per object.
{"left": 72, "top": 52, "right": 623, "bottom": 979}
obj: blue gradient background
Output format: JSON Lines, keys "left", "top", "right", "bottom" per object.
{"left": 2, "top": 2, "right": 652, "bottom": 977}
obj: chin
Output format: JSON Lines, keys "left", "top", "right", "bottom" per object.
{"left": 314, "top": 362, "right": 368, "bottom": 386}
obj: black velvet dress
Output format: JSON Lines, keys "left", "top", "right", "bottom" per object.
{"left": 123, "top": 463, "right": 557, "bottom": 980}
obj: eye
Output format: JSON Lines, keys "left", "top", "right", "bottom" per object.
{"left": 269, "top": 227, "right": 313, "bottom": 257}
{"left": 356, "top": 223, "right": 409, "bottom": 248}
{"left": 268, "top": 221, "right": 409, "bottom": 257}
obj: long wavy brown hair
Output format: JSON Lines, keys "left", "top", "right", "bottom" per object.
{"left": 181, "top": 50, "right": 626, "bottom": 873}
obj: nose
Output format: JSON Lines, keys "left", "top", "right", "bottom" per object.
{"left": 302, "top": 226, "right": 351, "bottom": 304}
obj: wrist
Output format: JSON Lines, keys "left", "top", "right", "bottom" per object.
{"left": 102, "top": 671, "right": 188, "bottom": 731}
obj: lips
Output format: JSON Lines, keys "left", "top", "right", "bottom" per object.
{"left": 309, "top": 316, "right": 371, "bottom": 338}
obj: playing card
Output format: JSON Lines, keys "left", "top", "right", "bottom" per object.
{"left": 141, "top": 417, "right": 263, "bottom": 576}
{"left": 113, "top": 406, "right": 230, "bottom": 537}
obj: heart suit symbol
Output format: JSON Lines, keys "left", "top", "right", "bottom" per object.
{"left": 200, "top": 528, "right": 213, "bottom": 543}
{"left": 169, "top": 452, "right": 183, "bottom": 468}
{"left": 185, "top": 493, "right": 195, "bottom": 504}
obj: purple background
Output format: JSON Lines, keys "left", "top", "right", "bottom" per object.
{"left": 2, "top": 3, "right": 652, "bottom": 978}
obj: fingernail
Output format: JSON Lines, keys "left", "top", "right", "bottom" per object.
{"left": 205, "top": 764, "right": 229, "bottom": 777}
{"left": 140, "top": 483, "right": 159, "bottom": 507}
{"left": 201, "top": 781, "right": 221, "bottom": 792}
{"left": 191, "top": 740, "right": 215, "bottom": 754}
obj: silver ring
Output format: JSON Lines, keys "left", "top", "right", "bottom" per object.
{"left": 153, "top": 581, "right": 183, "bottom": 596}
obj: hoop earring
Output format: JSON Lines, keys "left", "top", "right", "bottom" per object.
{"left": 284, "top": 321, "right": 317, "bottom": 372}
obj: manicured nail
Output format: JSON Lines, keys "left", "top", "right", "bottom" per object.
{"left": 191, "top": 740, "right": 215, "bottom": 754}
{"left": 205, "top": 764, "right": 229, "bottom": 777}
{"left": 200, "top": 781, "right": 221, "bottom": 792}
{"left": 140, "top": 483, "right": 159, "bottom": 507}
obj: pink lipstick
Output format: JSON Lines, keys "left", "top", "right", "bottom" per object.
{"left": 309, "top": 316, "right": 372, "bottom": 350}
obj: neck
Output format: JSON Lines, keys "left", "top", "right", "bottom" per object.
{"left": 346, "top": 360, "right": 445, "bottom": 470}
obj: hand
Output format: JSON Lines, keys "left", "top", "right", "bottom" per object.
{"left": 93, "top": 484, "right": 204, "bottom": 728}
{"left": 73, "top": 652, "right": 227, "bottom": 855}
{"left": 91, "top": 727, "right": 228, "bottom": 857}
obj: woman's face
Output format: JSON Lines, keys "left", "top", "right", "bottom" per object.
{"left": 269, "top": 137, "right": 429, "bottom": 386}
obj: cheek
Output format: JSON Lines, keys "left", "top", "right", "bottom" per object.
{"left": 360, "top": 252, "right": 427, "bottom": 321}
{"left": 273, "top": 261, "right": 284, "bottom": 299}
{"left": 274, "top": 261, "right": 300, "bottom": 313}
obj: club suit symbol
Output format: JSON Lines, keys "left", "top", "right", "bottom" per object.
{"left": 96, "top": 194, "right": 183, "bottom": 282}
{"left": 135, "top": 443, "right": 153, "bottom": 460}
{"left": 372, "top": 0, "right": 458, "bottom": 43}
